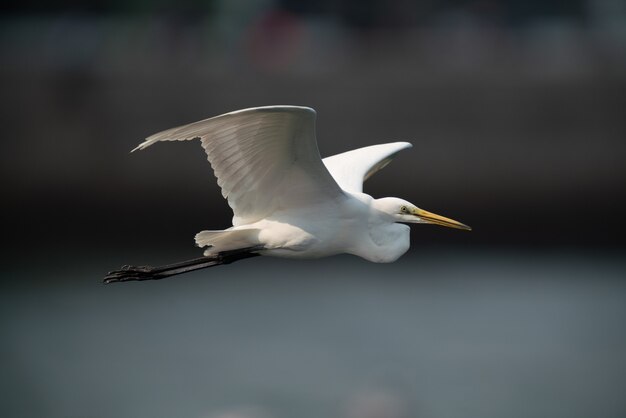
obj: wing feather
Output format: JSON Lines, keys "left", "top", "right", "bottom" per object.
{"left": 134, "top": 106, "right": 344, "bottom": 225}
{"left": 322, "top": 142, "right": 412, "bottom": 193}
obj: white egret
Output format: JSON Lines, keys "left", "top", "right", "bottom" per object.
{"left": 104, "top": 106, "right": 470, "bottom": 283}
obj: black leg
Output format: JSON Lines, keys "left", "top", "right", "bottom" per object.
{"left": 103, "top": 246, "right": 263, "bottom": 284}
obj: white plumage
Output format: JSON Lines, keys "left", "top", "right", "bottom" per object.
{"left": 323, "top": 141, "right": 413, "bottom": 193}
{"left": 132, "top": 105, "right": 469, "bottom": 266}
{"left": 134, "top": 106, "right": 342, "bottom": 227}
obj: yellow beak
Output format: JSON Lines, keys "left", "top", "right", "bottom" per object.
{"left": 413, "top": 208, "right": 472, "bottom": 231}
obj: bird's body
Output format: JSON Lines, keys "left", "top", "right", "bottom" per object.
{"left": 104, "top": 105, "right": 469, "bottom": 283}
{"left": 216, "top": 191, "right": 411, "bottom": 263}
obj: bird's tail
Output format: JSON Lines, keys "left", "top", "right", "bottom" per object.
{"left": 195, "top": 228, "right": 262, "bottom": 256}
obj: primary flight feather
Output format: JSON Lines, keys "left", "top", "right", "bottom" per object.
{"left": 104, "top": 105, "right": 470, "bottom": 283}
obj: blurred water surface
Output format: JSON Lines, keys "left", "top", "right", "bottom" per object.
{"left": 2, "top": 251, "right": 625, "bottom": 418}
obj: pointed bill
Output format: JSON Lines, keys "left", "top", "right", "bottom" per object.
{"left": 414, "top": 208, "right": 472, "bottom": 231}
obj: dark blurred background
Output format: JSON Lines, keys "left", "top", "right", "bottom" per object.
{"left": 1, "top": 1, "right": 626, "bottom": 418}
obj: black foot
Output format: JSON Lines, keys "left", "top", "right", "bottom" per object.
{"left": 103, "top": 265, "right": 160, "bottom": 283}
{"left": 103, "top": 246, "right": 264, "bottom": 284}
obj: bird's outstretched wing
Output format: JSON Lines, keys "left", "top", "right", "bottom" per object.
{"left": 134, "top": 106, "right": 344, "bottom": 226}
{"left": 322, "top": 142, "right": 412, "bottom": 193}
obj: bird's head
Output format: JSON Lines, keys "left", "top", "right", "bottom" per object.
{"left": 374, "top": 197, "right": 471, "bottom": 230}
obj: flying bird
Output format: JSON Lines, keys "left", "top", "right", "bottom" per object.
{"left": 104, "top": 106, "right": 470, "bottom": 283}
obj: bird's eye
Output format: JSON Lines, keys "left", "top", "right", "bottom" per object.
{"left": 401, "top": 205, "right": 407, "bottom": 212}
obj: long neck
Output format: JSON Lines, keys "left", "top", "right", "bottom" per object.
{"left": 344, "top": 193, "right": 411, "bottom": 263}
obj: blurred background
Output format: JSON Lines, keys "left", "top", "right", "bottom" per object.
{"left": 1, "top": 1, "right": 625, "bottom": 417}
